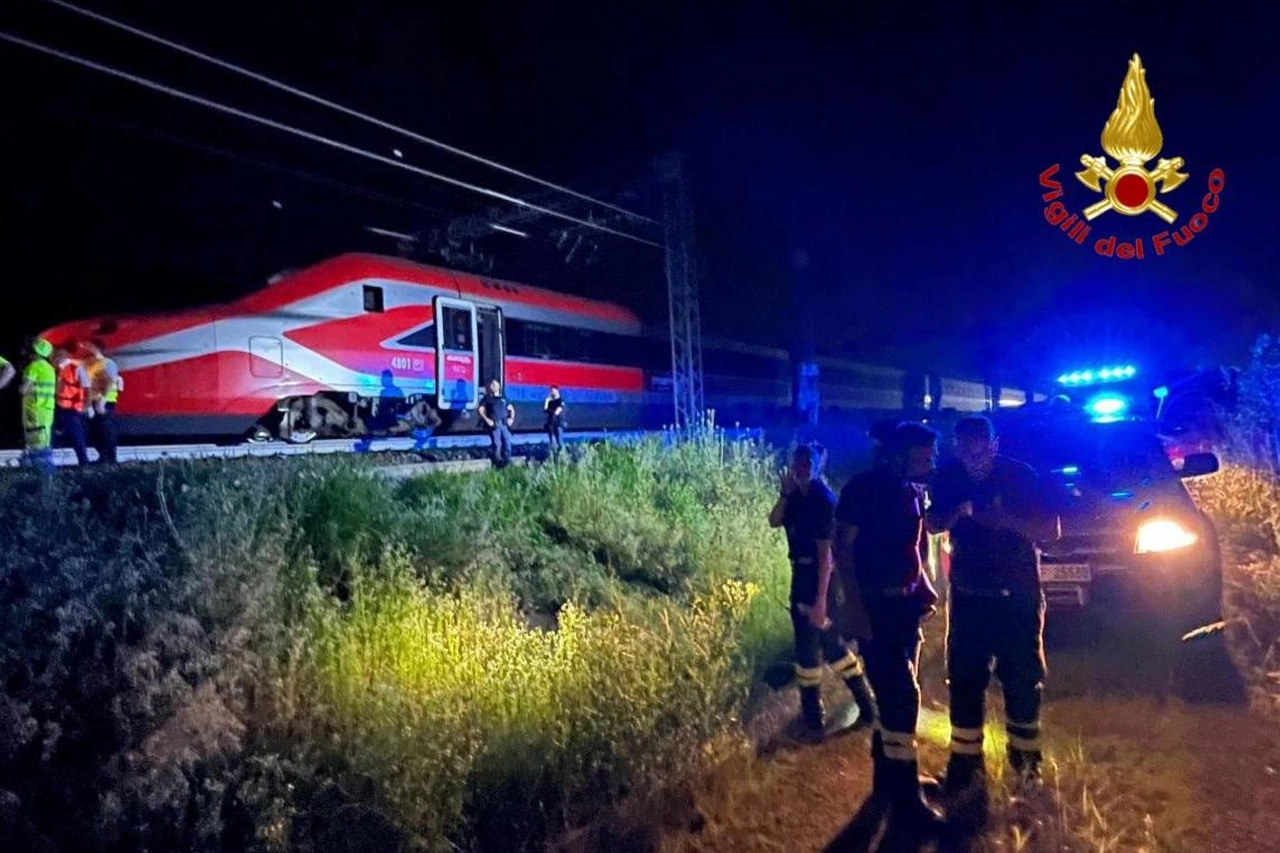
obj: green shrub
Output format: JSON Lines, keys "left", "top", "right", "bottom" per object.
{"left": 0, "top": 433, "right": 793, "bottom": 852}
{"left": 273, "top": 553, "right": 759, "bottom": 851}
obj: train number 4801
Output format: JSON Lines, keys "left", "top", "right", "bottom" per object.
{"left": 390, "top": 356, "right": 426, "bottom": 372}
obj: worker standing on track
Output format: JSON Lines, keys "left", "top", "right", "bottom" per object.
{"left": 54, "top": 342, "right": 92, "bottom": 466}
{"left": 478, "top": 378, "right": 515, "bottom": 468}
{"left": 85, "top": 339, "right": 122, "bottom": 464}
{"left": 834, "top": 422, "right": 945, "bottom": 839}
{"left": 927, "top": 415, "right": 1060, "bottom": 803}
{"left": 768, "top": 442, "right": 878, "bottom": 741}
{"left": 19, "top": 338, "right": 57, "bottom": 470}
{"left": 543, "top": 385, "right": 566, "bottom": 454}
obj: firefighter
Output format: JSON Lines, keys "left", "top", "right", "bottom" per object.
{"left": 0, "top": 354, "right": 14, "bottom": 391}
{"left": 19, "top": 338, "right": 57, "bottom": 470}
{"left": 927, "top": 415, "right": 1060, "bottom": 799}
{"left": 54, "top": 342, "right": 92, "bottom": 466}
{"left": 768, "top": 442, "right": 878, "bottom": 739}
{"left": 85, "top": 339, "right": 122, "bottom": 464}
{"left": 834, "top": 422, "right": 944, "bottom": 836}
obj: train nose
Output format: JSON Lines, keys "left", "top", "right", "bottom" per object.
{"left": 38, "top": 318, "right": 115, "bottom": 354}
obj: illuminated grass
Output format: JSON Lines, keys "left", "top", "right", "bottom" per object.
{"left": 0, "top": 431, "right": 795, "bottom": 853}
{"left": 277, "top": 555, "right": 762, "bottom": 850}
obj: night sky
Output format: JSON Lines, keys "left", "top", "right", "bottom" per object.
{"left": 1, "top": 0, "right": 1276, "bottom": 385}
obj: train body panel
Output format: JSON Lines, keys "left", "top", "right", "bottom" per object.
{"left": 33, "top": 253, "right": 1037, "bottom": 444}
{"left": 38, "top": 254, "right": 650, "bottom": 441}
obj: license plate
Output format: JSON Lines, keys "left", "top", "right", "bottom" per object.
{"left": 1040, "top": 563, "right": 1092, "bottom": 582}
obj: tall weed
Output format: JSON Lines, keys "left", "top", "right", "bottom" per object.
{"left": 0, "top": 432, "right": 793, "bottom": 852}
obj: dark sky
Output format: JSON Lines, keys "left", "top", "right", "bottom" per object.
{"left": 1, "top": 0, "right": 1276, "bottom": 383}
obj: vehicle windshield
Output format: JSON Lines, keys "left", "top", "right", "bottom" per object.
{"left": 993, "top": 421, "right": 1175, "bottom": 489}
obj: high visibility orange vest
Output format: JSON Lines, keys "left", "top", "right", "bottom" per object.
{"left": 56, "top": 362, "right": 87, "bottom": 412}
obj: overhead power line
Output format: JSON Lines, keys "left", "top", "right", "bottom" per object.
{"left": 40, "top": 0, "right": 657, "bottom": 226}
{"left": 0, "top": 30, "right": 662, "bottom": 248}
{"left": 40, "top": 105, "right": 460, "bottom": 219}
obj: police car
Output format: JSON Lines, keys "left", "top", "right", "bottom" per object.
{"left": 988, "top": 365, "right": 1223, "bottom": 626}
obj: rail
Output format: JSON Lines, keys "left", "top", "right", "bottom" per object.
{"left": 0, "top": 427, "right": 764, "bottom": 469}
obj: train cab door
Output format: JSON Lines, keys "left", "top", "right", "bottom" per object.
{"left": 476, "top": 307, "right": 505, "bottom": 397}
{"left": 433, "top": 297, "right": 480, "bottom": 411}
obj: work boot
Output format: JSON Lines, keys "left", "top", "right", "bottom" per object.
{"left": 941, "top": 753, "right": 989, "bottom": 830}
{"left": 1009, "top": 747, "right": 1044, "bottom": 791}
{"left": 870, "top": 730, "right": 891, "bottom": 801}
{"left": 883, "top": 760, "right": 945, "bottom": 839}
{"left": 942, "top": 752, "right": 985, "bottom": 795}
{"left": 844, "top": 674, "right": 879, "bottom": 730}
{"left": 871, "top": 731, "right": 942, "bottom": 802}
{"left": 800, "top": 685, "right": 825, "bottom": 736}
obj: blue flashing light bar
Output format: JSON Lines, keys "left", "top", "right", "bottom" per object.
{"left": 1057, "top": 365, "right": 1137, "bottom": 386}
{"left": 1086, "top": 392, "right": 1129, "bottom": 423}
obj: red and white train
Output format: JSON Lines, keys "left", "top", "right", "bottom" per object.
{"left": 38, "top": 252, "right": 1030, "bottom": 443}
{"left": 40, "top": 253, "right": 653, "bottom": 441}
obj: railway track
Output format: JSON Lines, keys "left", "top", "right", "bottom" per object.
{"left": 0, "top": 427, "right": 762, "bottom": 469}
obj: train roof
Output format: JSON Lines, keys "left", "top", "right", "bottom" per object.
{"left": 233, "top": 253, "right": 642, "bottom": 327}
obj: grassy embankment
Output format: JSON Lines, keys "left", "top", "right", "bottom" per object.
{"left": 0, "top": 433, "right": 794, "bottom": 853}
{"left": 4, "top": 426, "right": 1276, "bottom": 853}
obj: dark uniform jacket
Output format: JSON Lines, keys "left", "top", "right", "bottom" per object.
{"left": 929, "top": 455, "right": 1047, "bottom": 599}
{"left": 782, "top": 480, "right": 837, "bottom": 606}
{"left": 835, "top": 463, "right": 929, "bottom": 596}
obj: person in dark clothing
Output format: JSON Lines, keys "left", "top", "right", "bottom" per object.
{"left": 835, "top": 422, "right": 945, "bottom": 839}
{"left": 927, "top": 415, "right": 1060, "bottom": 799}
{"left": 478, "top": 379, "right": 515, "bottom": 467}
{"left": 543, "top": 385, "right": 566, "bottom": 453}
{"left": 768, "top": 443, "right": 879, "bottom": 740}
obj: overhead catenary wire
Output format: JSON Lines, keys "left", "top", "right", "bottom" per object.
{"left": 40, "top": 0, "right": 658, "bottom": 226}
{"left": 0, "top": 30, "right": 662, "bottom": 248}
{"left": 40, "top": 104, "right": 462, "bottom": 220}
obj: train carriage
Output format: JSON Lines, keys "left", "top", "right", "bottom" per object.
{"left": 35, "top": 252, "right": 1041, "bottom": 446}
{"left": 39, "top": 253, "right": 650, "bottom": 442}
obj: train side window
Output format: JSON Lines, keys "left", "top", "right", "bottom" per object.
{"left": 443, "top": 307, "right": 473, "bottom": 350}
{"left": 527, "top": 322, "right": 559, "bottom": 359}
{"left": 363, "top": 285, "right": 384, "bottom": 313}
{"left": 397, "top": 324, "right": 435, "bottom": 348}
{"left": 570, "top": 330, "right": 590, "bottom": 363}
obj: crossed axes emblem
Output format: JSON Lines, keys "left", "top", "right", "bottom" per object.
{"left": 1075, "top": 155, "right": 1189, "bottom": 224}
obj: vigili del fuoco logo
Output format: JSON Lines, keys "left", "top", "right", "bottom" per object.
{"left": 1039, "top": 53, "right": 1224, "bottom": 259}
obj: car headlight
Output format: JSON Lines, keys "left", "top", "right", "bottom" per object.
{"left": 1135, "top": 519, "right": 1198, "bottom": 554}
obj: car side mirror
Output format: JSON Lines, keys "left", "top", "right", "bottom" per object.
{"left": 1178, "top": 452, "right": 1220, "bottom": 478}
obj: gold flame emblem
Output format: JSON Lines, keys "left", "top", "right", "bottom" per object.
{"left": 1076, "top": 53, "right": 1189, "bottom": 223}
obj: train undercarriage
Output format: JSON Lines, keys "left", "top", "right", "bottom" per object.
{"left": 254, "top": 392, "right": 452, "bottom": 444}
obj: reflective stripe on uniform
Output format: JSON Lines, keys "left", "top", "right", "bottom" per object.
{"left": 950, "top": 725, "right": 984, "bottom": 755}
{"left": 794, "top": 664, "right": 824, "bottom": 687}
{"left": 23, "top": 361, "right": 56, "bottom": 410}
{"left": 24, "top": 424, "right": 52, "bottom": 450}
{"left": 1006, "top": 719, "right": 1042, "bottom": 752}
{"left": 831, "top": 651, "right": 865, "bottom": 679}
{"left": 877, "top": 723, "right": 918, "bottom": 762}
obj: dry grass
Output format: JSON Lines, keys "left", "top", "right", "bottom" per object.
{"left": 646, "top": 693, "right": 1188, "bottom": 853}
{"left": 1186, "top": 464, "right": 1280, "bottom": 722}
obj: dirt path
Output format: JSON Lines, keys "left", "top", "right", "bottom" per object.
{"left": 657, "top": 609, "right": 1280, "bottom": 853}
